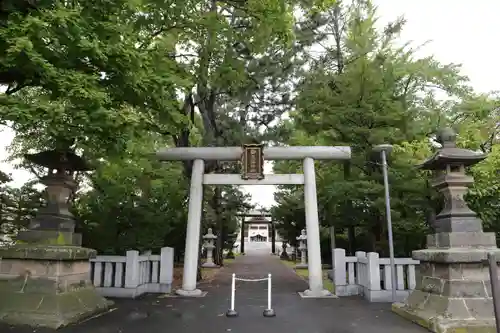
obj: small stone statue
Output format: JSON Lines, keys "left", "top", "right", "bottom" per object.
{"left": 225, "top": 232, "right": 237, "bottom": 259}
{"left": 280, "top": 242, "right": 289, "bottom": 260}
{"left": 296, "top": 229, "right": 308, "bottom": 269}
{"left": 202, "top": 228, "right": 218, "bottom": 268}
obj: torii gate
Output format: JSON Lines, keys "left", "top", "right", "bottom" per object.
{"left": 156, "top": 145, "right": 351, "bottom": 298}
{"left": 236, "top": 209, "right": 274, "bottom": 255}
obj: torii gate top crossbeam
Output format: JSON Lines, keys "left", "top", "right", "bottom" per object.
{"left": 156, "top": 146, "right": 351, "bottom": 161}
{"left": 236, "top": 210, "right": 271, "bottom": 217}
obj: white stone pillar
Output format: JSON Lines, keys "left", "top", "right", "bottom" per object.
{"left": 176, "top": 159, "right": 205, "bottom": 296}
{"left": 302, "top": 157, "right": 331, "bottom": 297}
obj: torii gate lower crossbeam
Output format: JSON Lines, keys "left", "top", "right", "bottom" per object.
{"left": 156, "top": 146, "right": 351, "bottom": 298}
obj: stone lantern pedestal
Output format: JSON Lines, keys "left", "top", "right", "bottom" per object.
{"left": 202, "top": 228, "right": 219, "bottom": 268}
{"left": 296, "top": 229, "right": 308, "bottom": 269}
{"left": 393, "top": 128, "right": 498, "bottom": 333}
{"left": 225, "top": 232, "right": 237, "bottom": 259}
{"left": 0, "top": 150, "right": 110, "bottom": 329}
{"left": 280, "top": 242, "right": 289, "bottom": 260}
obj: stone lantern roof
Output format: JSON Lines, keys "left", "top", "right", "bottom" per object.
{"left": 296, "top": 229, "right": 307, "bottom": 241}
{"left": 24, "top": 149, "right": 92, "bottom": 172}
{"left": 418, "top": 127, "right": 487, "bottom": 170}
{"left": 203, "top": 228, "right": 217, "bottom": 240}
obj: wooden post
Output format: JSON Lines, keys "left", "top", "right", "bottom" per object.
{"left": 240, "top": 218, "right": 245, "bottom": 254}
{"left": 271, "top": 222, "right": 276, "bottom": 254}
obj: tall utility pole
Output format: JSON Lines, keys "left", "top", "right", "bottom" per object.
{"left": 373, "top": 144, "right": 396, "bottom": 302}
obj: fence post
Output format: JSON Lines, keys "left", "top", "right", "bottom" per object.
{"left": 160, "top": 247, "right": 174, "bottom": 285}
{"left": 333, "top": 249, "right": 347, "bottom": 290}
{"left": 365, "top": 252, "right": 381, "bottom": 301}
{"left": 125, "top": 250, "right": 140, "bottom": 288}
{"left": 488, "top": 252, "right": 500, "bottom": 333}
{"left": 355, "top": 251, "right": 366, "bottom": 295}
{"left": 355, "top": 251, "right": 366, "bottom": 285}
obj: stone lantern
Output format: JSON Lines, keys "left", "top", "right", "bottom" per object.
{"left": 0, "top": 149, "right": 110, "bottom": 329}
{"left": 202, "top": 228, "right": 218, "bottom": 268}
{"left": 393, "top": 128, "right": 499, "bottom": 333}
{"left": 280, "top": 241, "right": 289, "bottom": 260}
{"left": 226, "top": 232, "right": 238, "bottom": 259}
{"left": 16, "top": 150, "right": 88, "bottom": 245}
{"left": 296, "top": 229, "right": 308, "bottom": 269}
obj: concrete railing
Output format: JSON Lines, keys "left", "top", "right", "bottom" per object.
{"left": 90, "top": 247, "right": 174, "bottom": 298}
{"left": 332, "top": 248, "right": 419, "bottom": 302}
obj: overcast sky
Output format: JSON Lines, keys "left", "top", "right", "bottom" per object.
{"left": 1, "top": 0, "right": 498, "bottom": 209}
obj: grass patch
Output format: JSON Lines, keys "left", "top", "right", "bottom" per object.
{"left": 200, "top": 267, "right": 220, "bottom": 283}
{"left": 222, "top": 252, "right": 241, "bottom": 264}
{"left": 281, "top": 259, "right": 296, "bottom": 269}
{"left": 323, "top": 273, "right": 335, "bottom": 292}
{"left": 280, "top": 259, "right": 335, "bottom": 293}
{"left": 172, "top": 263, "right": 223, "bottom": 287}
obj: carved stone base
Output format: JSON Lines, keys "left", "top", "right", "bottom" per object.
{"left": 175, "top": 288, "right": 207, "bottom": 297}
{"left": 0, "top": 245, "right": 111, "bottom": 329}
{"left": 16, "top": 230, "right": 82, "bottom": 246}
{"left": 393, "top": 295, "right": 496, "bottom": 333}
{"left": 393, "top": 246, "right": 500, "bottom": 333}
{"left": 298, "top": 289, "right": 336, "bottom": 298}
{"left": 202, "top": 262, "right": 219, "bottom": 268}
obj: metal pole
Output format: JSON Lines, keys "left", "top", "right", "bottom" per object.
{"left": 488, "top": 252, "right": 500, "bottom": 333}
{"left": 381, "top": 150, "right": 397, "bottom": 302}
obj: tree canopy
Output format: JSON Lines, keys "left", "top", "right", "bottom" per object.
{"left": 271, "top": 1, "right": 499, "bottom": 257}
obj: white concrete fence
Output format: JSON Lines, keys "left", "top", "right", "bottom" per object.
{"left": 332, "top": 248, "right": 419, "bottom": 302}
{"left": 90, "top": 247, "right": 174, "bottom": 298}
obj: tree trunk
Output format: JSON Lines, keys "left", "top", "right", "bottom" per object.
{"left": 347, "top": 225, "right": 356, "bottom": 255}
{"left": 214, "top": 185, "right": 224, "bottom": 266}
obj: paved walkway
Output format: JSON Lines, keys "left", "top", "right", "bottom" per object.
{"left": 1, "top": 254, "right": 427, "bottom": 333}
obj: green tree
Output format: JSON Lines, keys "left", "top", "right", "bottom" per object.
{"left": 454, "top": 94, "right": 500, "bottom": 233}
{"left": 0, "top": 0, "right": 191, "bottom": 155}
{"left": 73, "top": 133, "right": 189, "bottom": 255}
{"left": 272, "top": 0, "right": 470, "bottom": 256}
{"left": 0, "top": 179, "right": 44, "bottom": 245}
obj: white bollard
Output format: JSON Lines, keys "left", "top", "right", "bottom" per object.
{"left": 268, "top": 274, "right": 272, "bottom": 309}
{"left": 263, "top": 274, "right": 276, "bottom": 317}
{"left": 226, "top": 273, "right": 238, "bottom": 317}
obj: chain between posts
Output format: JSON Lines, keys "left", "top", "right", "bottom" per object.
{"left": 234, "top": 277, "right": 268, "bottom": 282}
{"left": 226, "top": 273, "right": 276, "bottom": 318}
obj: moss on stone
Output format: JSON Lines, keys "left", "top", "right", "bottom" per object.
{"left": 392, "top": 303, "right": 497, "bottom": 333}
{"left": 0, "top": 286, "right": 113, "bottom": 329}
{"left": 0, "top": 245, "right": 95, "bottom": 260}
